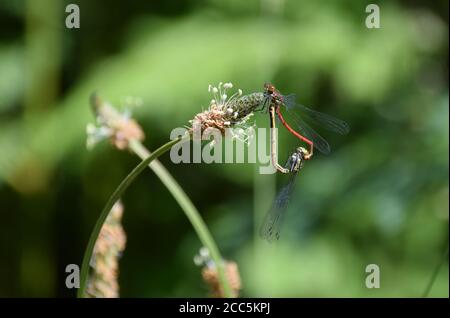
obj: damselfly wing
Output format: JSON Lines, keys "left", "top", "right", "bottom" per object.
{"left": 282, "top": 94, "right": 350, "bottom": 155}
{"left": 259, "top": 148, "right": 306, "bottom": 242}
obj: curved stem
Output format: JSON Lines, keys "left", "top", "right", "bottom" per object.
{"left": 128, "top": 139, "right": 232, "bottom": 298}
{"left": 78, "top": 136, "right": 232, "bottom": 298}
{"left": 78, "top": 137, "right": 180, "bottom": 297}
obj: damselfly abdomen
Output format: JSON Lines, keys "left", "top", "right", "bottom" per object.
{"left": 263, "top": 83, "right": 350, "bottom": 159}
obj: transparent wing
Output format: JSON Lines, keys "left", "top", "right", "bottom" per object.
{"left": 283, "top": 94, "right": 350, "bottom": 135}
{"left": 284, "top": 108, "right": 332, "bottom": 155}
{"left": 259, "top": 172, "right": 298, "bottom": 242}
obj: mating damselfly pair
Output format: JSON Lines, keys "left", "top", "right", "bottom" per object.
{"left": 194, "top": 82, "right": 350, "bottom": 241}
{"left": 259, "top": 83, "right": 349, "bottom": 241}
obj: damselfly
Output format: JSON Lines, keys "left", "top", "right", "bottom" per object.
{"left": 259, "top": 147, "right": 308, "bottom": 242}
{"left": 196, "top": 82, "right": 349, "bottom": 172}
{"left": 262, "top": 83, "right": 350, "bottom": 172}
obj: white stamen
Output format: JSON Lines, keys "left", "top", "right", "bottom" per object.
{"left": 199, "top": 247, "right": 210, "bottom": 258}
{"left": 98, "top": 126, "right": 113, "bottom": 137}
{"left": 223, "top": 82, "right": 233, "bottom": 89}
{"left": 193, "top": 255, "right": 203, "bottom": 266}
{"left": 86, "top": 123, "right": 96, "bottom": 135}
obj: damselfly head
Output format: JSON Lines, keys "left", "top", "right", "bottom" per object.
{"left": 288, "top": 147, "right": 308, "bottom": 172}
{"left": 264, "top": 83, "right": 276, "bottom": 95}
{"left": 264, "top": 83, "right": 283, "bottom": 105}
{"left": 296, "top": 146, "right": 308, "bottom": 159}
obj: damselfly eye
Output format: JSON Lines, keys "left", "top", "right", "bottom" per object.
{"left": 264, "top": 83, "right": 275, "bottom": 94}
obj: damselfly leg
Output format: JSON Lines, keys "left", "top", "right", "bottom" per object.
{"left": 269, "top": 105, "right": 311, "bottom": 173}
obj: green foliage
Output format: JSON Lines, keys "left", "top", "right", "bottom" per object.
{"left": 0, "top": 0, "right": 447, "bottom": 297}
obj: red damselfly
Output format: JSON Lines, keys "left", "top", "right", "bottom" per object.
{"left": 263, "top": 83, "right": 349, "bottom": 172}
{"left": 193, "top": 82, "right": 349, "bottom": 173}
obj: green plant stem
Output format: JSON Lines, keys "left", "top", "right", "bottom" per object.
{"left": 128, "top": 138, "right": 232, "bottom": 298}
{"left": 78, "top": 136, "right": 232, "bottom": 298}
{"left": 78, "top": 137, "right": 181, "bottom": 297}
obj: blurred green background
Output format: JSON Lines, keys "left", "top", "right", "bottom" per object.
{"left": 0, "top": 0, "right": 448, "bottom": 297}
